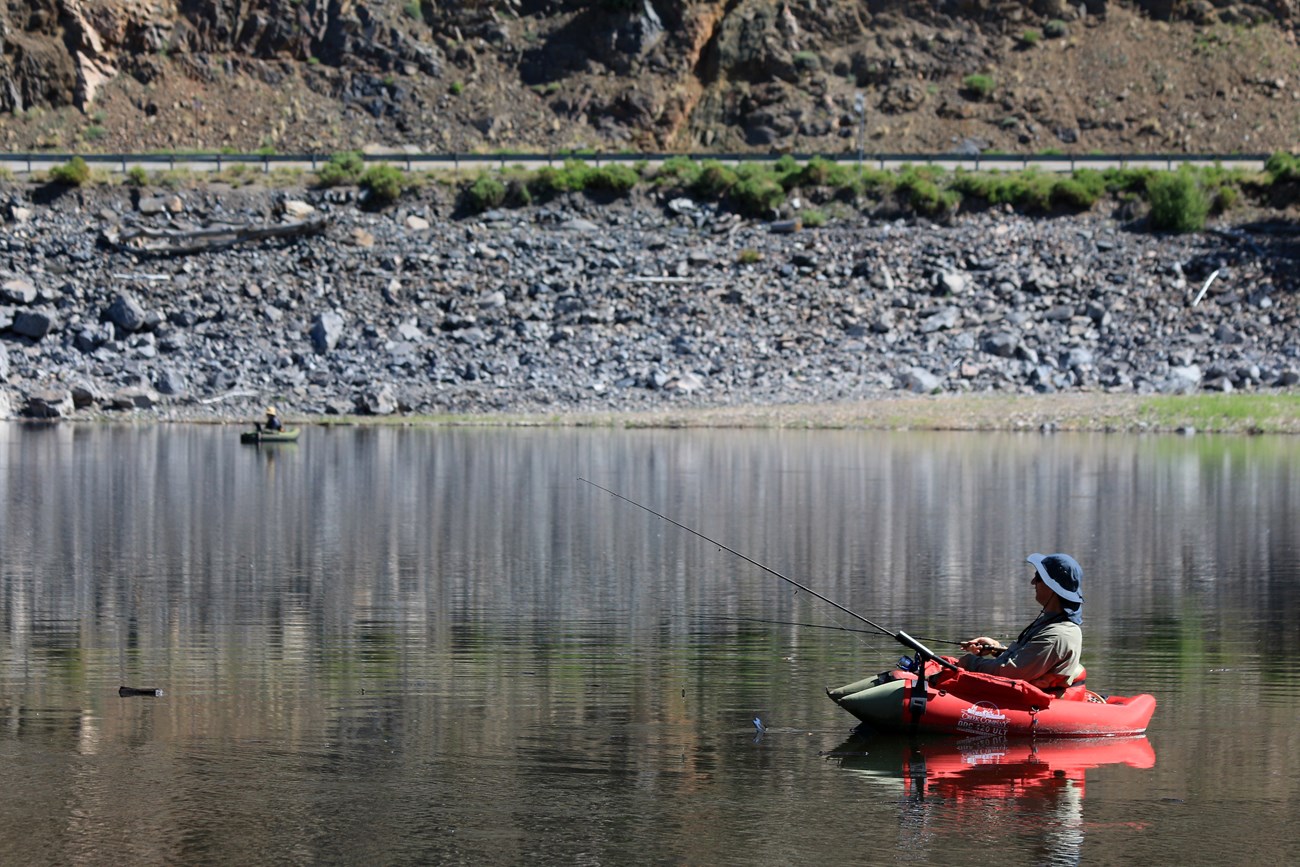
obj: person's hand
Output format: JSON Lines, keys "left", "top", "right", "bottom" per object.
{"left": 960, "top": 637, "right": 1005, "bottom": 657}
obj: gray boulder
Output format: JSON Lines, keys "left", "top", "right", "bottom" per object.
{"left": 13, "top": 308, "right": 59, "bottom": 339}
{"left": 900, "top": 366, "right": 943, "bottom": 393}
{"left": 982, "top": 332, "right": 1019, "bottom": 358}
{"left": 357, "top": 384, "right": 397, "bottom": 415}
{"left": 107, "top": 293, "right": 148, "bottom": 333}
{"left": 310, "top": 311, "right": 346, "bottom": 353}
{"left": 25, "top": 388, "right": 74, "bottom": 418}
{"left": 1162, "top": 365, "right": 1203, "bottom": 394}
{"left": 70, "top": 381, "right": 103, "bottom": 408}
{"left": 75, "top": 323, "right": 115, "bottom": 353}
{"left": 154, "top": 368, "right": 189, "bottom": 396}
{"left": 109, "top": 387, "right": 161, "bottom": 410}
{"left": 1, "top": 277, "right": 37, "bottom": 305}
{"left": 919, "top": 307, "right": 960, "bottom": 333}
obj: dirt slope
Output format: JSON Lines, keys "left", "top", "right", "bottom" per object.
{"left": 0, "top": 1, "right": 1298, "bottom": 155}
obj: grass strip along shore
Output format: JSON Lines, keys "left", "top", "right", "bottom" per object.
{"left": 25, "top": 151, "right": 1300, "bottom": 232}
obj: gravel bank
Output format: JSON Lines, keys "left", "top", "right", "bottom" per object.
{"left": 2, "top": 184, "right": 1298, "bottom": 427}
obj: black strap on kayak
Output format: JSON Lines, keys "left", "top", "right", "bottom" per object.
{"left": 895, "top": 631, "right": 957, "bottom": 730}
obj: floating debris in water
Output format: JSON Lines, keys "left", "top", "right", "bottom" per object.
{"left": 118, "top": 686, "right": 164, "bottom": 697}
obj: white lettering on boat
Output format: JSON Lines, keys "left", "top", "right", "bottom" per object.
{"left": 957, "top": 701, "right": 1009, "bottom": 736}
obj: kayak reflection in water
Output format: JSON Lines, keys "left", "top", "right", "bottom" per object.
{"left": 958, "top": 553, "right": 1086, "bottom": 696}
{"left": 826, "top": 732, "right": 1156, "bottom": 863}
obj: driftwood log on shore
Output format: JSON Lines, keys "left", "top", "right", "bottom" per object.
{"left": 102, "top": 216, "right": 330, "bottom": 256}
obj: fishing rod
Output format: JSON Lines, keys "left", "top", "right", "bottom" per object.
{"left": 707, "top": 616, "right": 965, "bottom": 647}
{"left": 578, "top": 478, "right": 959, "bottom": 667}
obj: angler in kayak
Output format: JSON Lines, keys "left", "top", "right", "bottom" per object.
{"left": 958, "top": 552, "right": 1086, "bottom": 695}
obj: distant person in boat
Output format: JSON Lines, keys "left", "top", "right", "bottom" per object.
{"left": 263, "top": 406, "right": 283, "bottom": 432}
{"left": 957, "top": 553, "right": 1085, "bottom": 693}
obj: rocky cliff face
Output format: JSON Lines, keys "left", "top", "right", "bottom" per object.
{"left": 1, "top": 1, "right": 1298, "bottom": 153}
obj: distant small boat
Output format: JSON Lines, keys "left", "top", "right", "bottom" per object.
{"left": 240, "top": 427, "right": 301, "bottom": 444}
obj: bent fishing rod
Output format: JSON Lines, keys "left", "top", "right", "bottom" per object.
{"left": 578, "top": 478, "right": 960, "bottom": 666}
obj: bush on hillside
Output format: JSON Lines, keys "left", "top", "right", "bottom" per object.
{"left": 1147, "top": 168, "right": 1209, "bottom": 232}
{"left": 584, "top": 163, "right": 640, "bottom": 195}
{"left": 359, "top": 164, "right": 404, "bottom": 207}
{"left": 652, "top": 156, "right": 703, "bottom": 189}
{"left": 1265, "top": 151, "right": 1300, "bottom": 182}
{"left": 730, "top": 174, "right": 786, "bottom": 217}
{"left": 465, "top": 174, "right": 507, "bottom": 213}
{"left": 898, "top": 166, "right": 959, "bottom": 216}
{"left": 529, "top": 166, "right": 573, "bottom": 199}
{"left": 691, "top": 160, "right": 738, "bottom": 199}
{"left": 50, "top": 156, "right": 92, "bottom": 186}
{"left": 317, "top": 151, "right": 365, "bottom": 187}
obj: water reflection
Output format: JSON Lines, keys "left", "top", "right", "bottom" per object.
{"left": 828, "top": 734, "right": 1155, "bottom": 865}
{"left": 1, "top": 424, "right": 1298, "bottom": 864}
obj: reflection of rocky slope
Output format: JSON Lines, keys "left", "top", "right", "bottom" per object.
{"left": 1, "top": 1, "right": 1298, "bottom": 153}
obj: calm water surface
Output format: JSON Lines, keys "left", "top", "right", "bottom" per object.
{"left": 1, "top": 424, "right": 1298, "bottom": 866}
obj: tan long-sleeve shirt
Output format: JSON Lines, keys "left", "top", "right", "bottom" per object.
{"left": 958, "top": 615, "right": 1084, "bottom": 690}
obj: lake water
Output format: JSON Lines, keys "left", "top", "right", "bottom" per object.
{"left": 2, "top": 424, "right": 1298, "bottom": 865}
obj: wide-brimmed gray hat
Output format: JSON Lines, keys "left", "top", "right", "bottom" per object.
{"left": 1027, "top": 553, "right": 1084, "bottom": 604}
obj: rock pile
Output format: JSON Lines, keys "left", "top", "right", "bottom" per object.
{"left": 1, "top": 185, "right": 1297, "bottom": 422}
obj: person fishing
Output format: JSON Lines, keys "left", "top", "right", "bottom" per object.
{"left": 958, "top": 552, "right": 1085, "bottom": 693}
{"left": 262, "top": 406, "right": 283, "bottom": 432}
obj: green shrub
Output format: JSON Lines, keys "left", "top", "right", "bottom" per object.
{"left": 1044, "top": 19, "right": 1068, "bottom": 39}
{"left": 449, "top": 81, "right": 464, "bottom": 96}
{"left": 587, "top": 164, "right": 639, "bottom": 195}
{"left": 858, "top": 168, "right": 896, "bottom": 195}
{"left": 802, "top": 208, "right": 828, "bottom": 227}
{"left": 1147, "top": 168, "right": 1209, "bottom": 232}
{"left": 730, "top": 174, "right": 786, "bottom": 216}
{"left": 1211, "top": 184, "right": 1239, "bottom": 213}
{"left": 1265, "top": 151, "right": 1300, "bottom": 182}
{"left": 505, "top": 176, "right": 533, "bottom": 207}
{"left": 1103, "top": 166, "right": 1154, "bottom": 194}
{"left": 898, "top": 167, "right": 959, "bottom": 216}
{"left": 465, "top": 174, "right": 507, "bottom": 213}
{"left": 85, "top": 125, "right": 107, "bottom": 142}
{"left": 772, "top": 154, "right": 800, "bottom": 181}
{"left": 529, "top": 165, "right": 574, "bottom": 198}
{"left": 737, "top": 249, "right": 762, "bottom": 265}
{"left": 359, "top": 163, "right": 404, "bottom": 206}
{"left": 795, "top": 156, "right": 856, "bottom": 190}
{"left": 691, "top": 160, "right": 738, "bottom": 199}
{"left": 962, "top": 74, "right": 996, "bottom": 100}
{"left": 1051, "top": 169, "right": 1107, "bottom": 210}
{"left": 1021, "top": 29, "right": 1041, "bottom": 46}
{"left": 317, "top": 151, "right": 365, "bottom": 187}
{"left": 124, "top": 166, "right": 149, "bottom": 187}
{"left": 653, "top": 156, "right": 702, "bottom": 188}
{"left": 49, "top": 156, "right": 92, "bottom": 186}
{"left": 1050, "top": 178, "right": 1098, "bottom": 211}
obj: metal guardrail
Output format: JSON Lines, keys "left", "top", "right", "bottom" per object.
{"left": 0, "top": 151, "right": 1276, "bottom": 175}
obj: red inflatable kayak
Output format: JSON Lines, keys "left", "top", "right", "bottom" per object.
{"left": 828, "top": 661, "right": 1157, "bottom": 738}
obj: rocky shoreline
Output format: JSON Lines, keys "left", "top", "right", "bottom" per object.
{"left": 1, "top": 182, "right": 1298, "bottom": 427}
